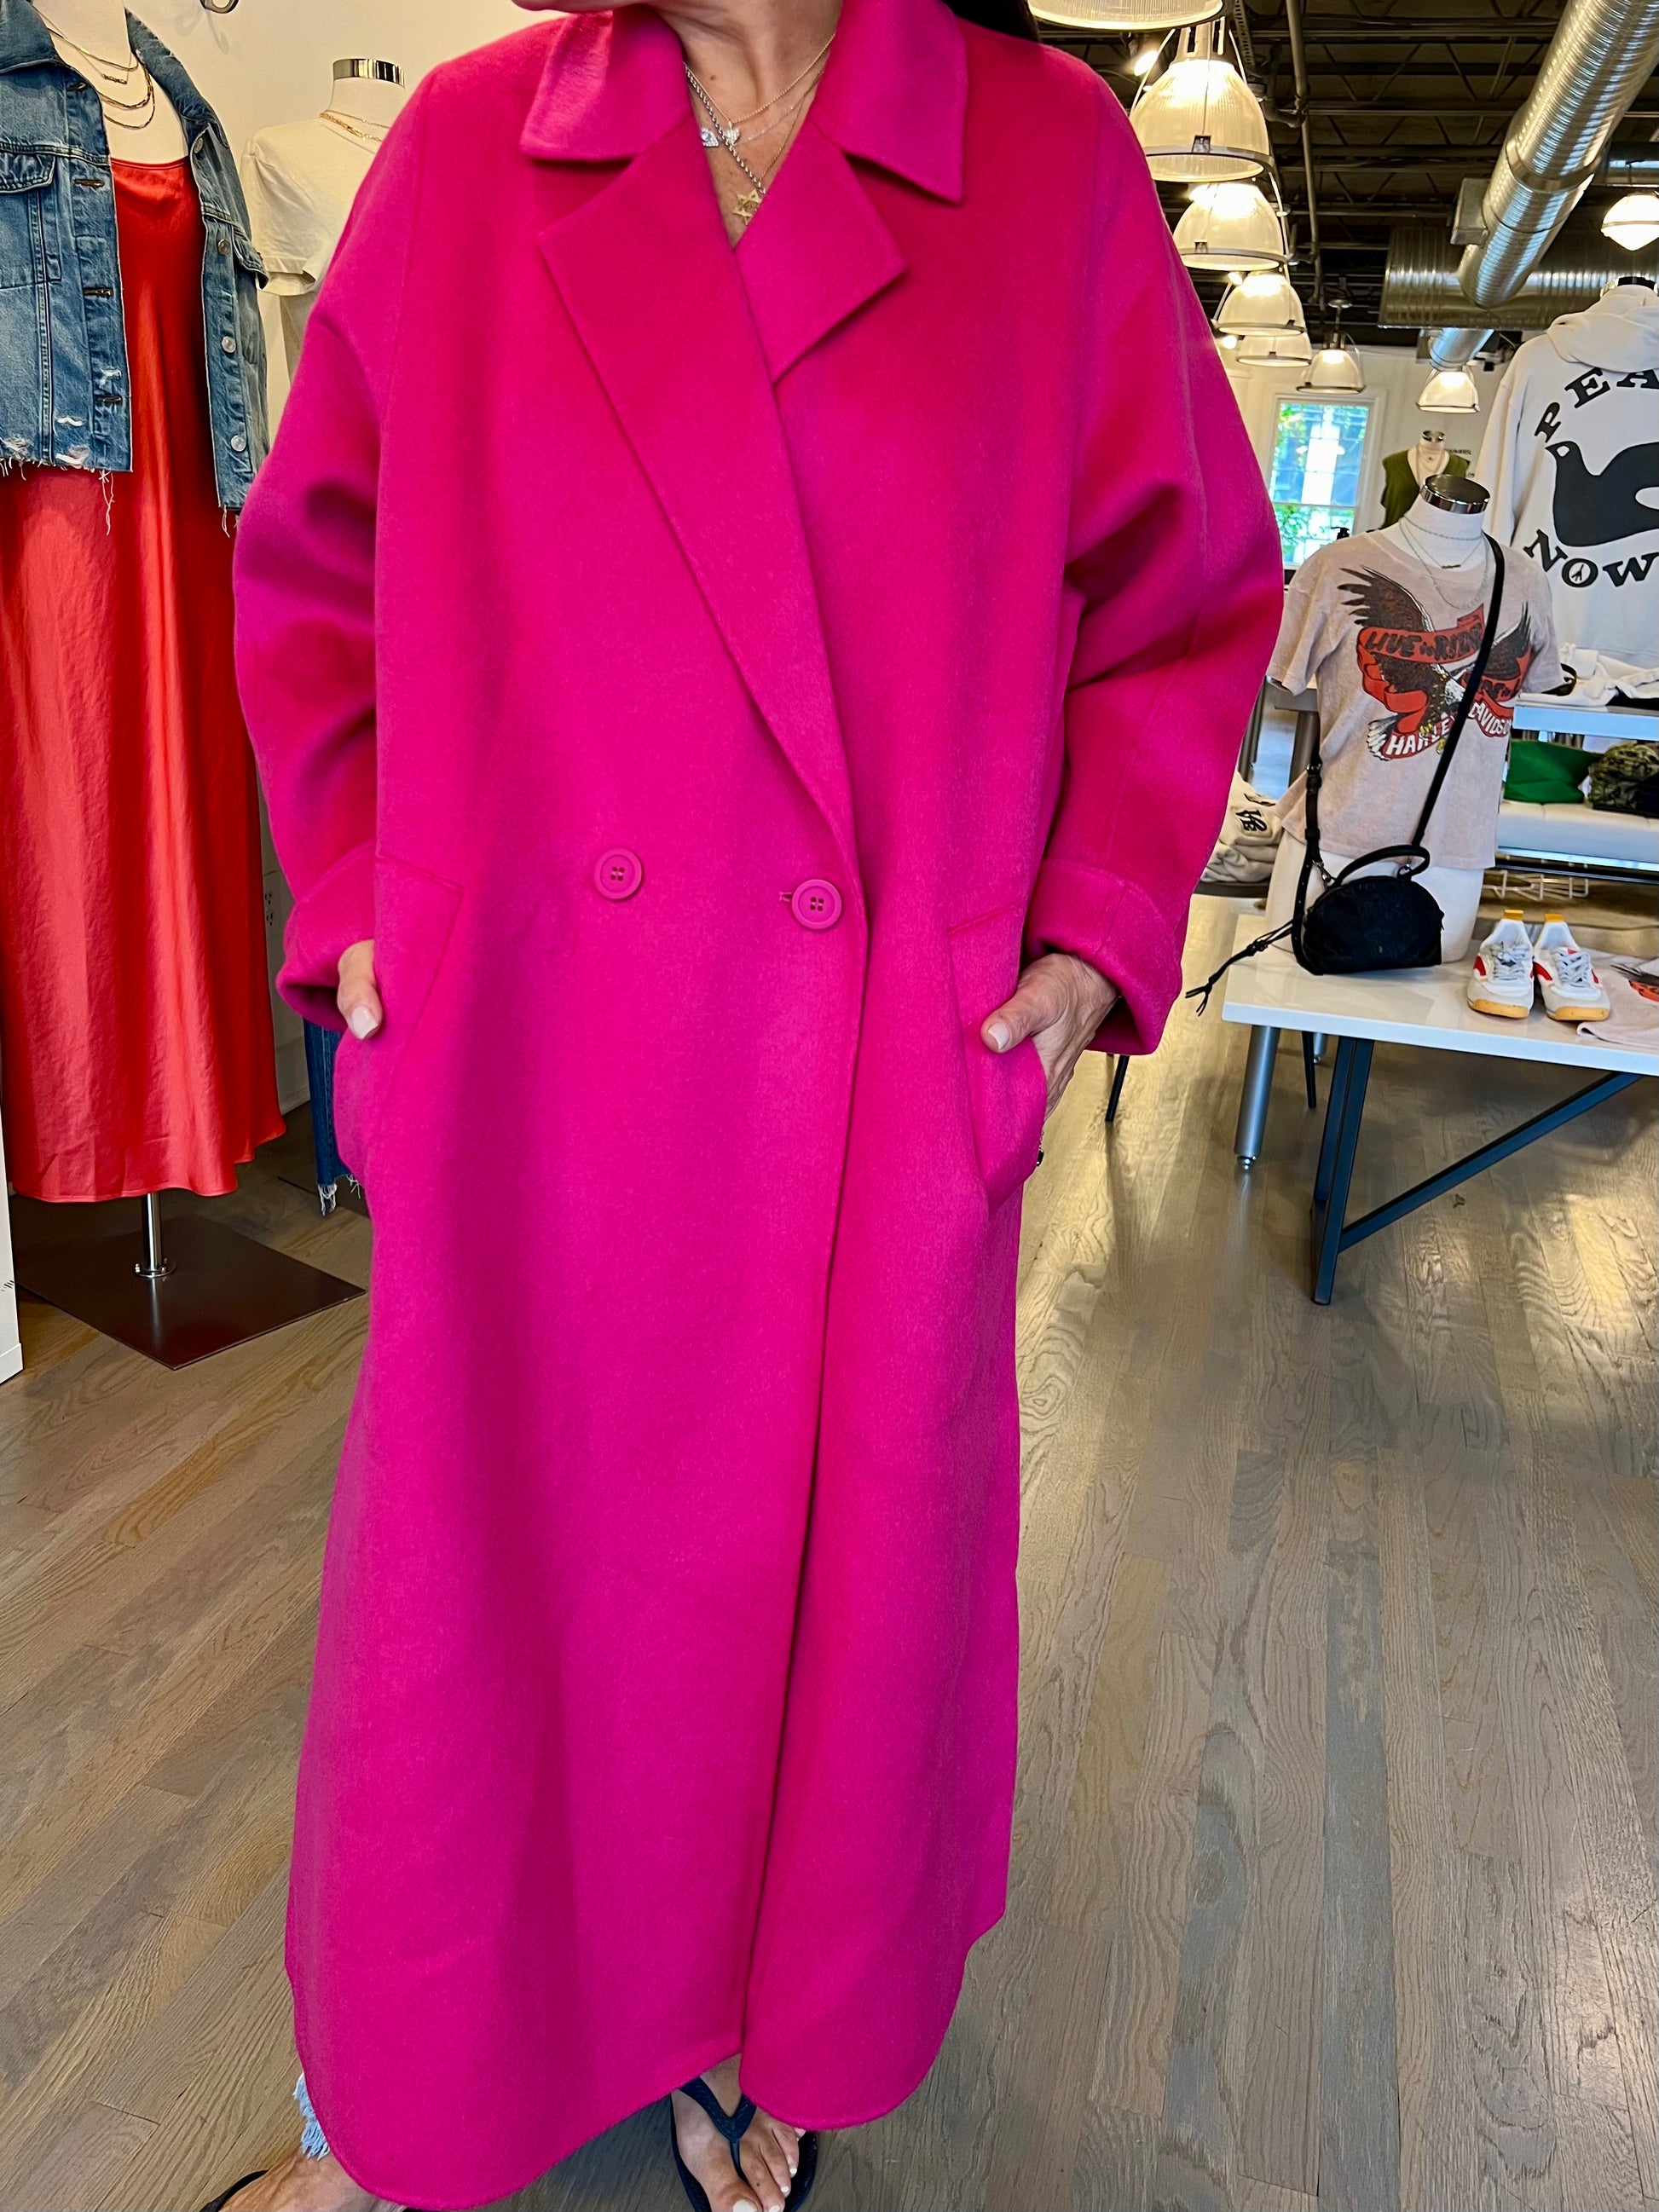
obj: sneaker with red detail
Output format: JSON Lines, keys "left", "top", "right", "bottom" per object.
{"left": 1466, "top": 911, "right": 1535, "bottom": 1020}
{"left": 1534, "top": 915, "right": 1611, "bottom": 1022}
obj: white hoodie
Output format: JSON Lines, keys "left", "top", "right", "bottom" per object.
{"left": 1475, "top": 283, "right": 1659, "bottom": 670}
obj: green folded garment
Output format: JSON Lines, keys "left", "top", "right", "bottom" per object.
{"left": 1504, "top": 738, "right": 1588, "bottom": 806}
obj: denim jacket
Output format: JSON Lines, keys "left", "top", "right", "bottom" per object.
{"left": 0, "top": 0, "right": 268, "bottom": 508}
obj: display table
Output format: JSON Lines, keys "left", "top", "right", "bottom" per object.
{"left": 1218, "top": 922, "right": 1656, "bottom": 1302}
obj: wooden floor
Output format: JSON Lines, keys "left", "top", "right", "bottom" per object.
{"left": 1, "top": 897, "right": 1654, "bottom": 2212}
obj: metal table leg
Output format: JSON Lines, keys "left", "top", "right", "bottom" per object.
{"left": 1310, "top": 1037, "right": 1373, "bottom": 1303}
{"left": 1234, "top": 1025, "right": 1280, "bottom": 1166}
{"left": 1301, "top": 1032, "right": 1318, "bottom": 1109}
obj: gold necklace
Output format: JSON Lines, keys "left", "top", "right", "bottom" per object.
{"left": 687, "top": 30, "right": 835, "bottom": 141}
{"left": 37, "top": 13, "right": 141, "bottom": 72}
{"left": 320, "top": 107, "right": 390, "bottom": 146}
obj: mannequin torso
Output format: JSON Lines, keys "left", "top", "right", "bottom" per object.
{"left": 1408, "top": 430, "right": 1448, "bottom": 488}
{"left": 1384, "top": 490, "right": 1489, "bottom": 576}
{"left": 38, "top": 0, "right": 188, "bottom": 160}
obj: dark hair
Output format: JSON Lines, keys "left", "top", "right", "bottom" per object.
{"left": 945, "top": 0, "right": 1041, "bottom": 40}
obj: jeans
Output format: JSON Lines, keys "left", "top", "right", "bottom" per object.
{"left": 296, "top": 2074, "right": 331, "bottom": 2160}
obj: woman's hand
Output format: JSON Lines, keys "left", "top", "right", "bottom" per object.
{"left": 983, "top": 952, "right": 1119, "bottom": 1112}
{"left": 338, "top": 939, "right": 383, "bottom": 1039}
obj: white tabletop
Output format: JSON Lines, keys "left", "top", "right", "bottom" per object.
{"left": 1218, "top": 918, "right": 1659, "bottom": 1077}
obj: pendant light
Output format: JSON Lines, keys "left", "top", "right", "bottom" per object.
{"left": 1417, "top": 365, "right": 1481, "bottom": 413}
{"left": 1602, "top": 192, "right": 1659, "bottom": 251}
{"left": 1216, "top": 271, "right": 1306, "bottom": 333}
{"left": 1237, "top": 328, "right": 1313, "bottom": 364}
{"left": 1032, "top": 0, "right": 1219, "bottom": 29}
{"left": 1173, "top": 181, "right": 1288, "bottom": 274}
{"left": 1130, "top": 20, "right": 1270, "bottom": 182}
{"left": 1298, "top": 316, "right": 1365, "bottom": 392}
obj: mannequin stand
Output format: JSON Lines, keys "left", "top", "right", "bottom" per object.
{"left": 12, "top": 1191, "right": 361, "bottom": 1368}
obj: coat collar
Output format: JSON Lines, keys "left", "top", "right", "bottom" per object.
{"left": 526, "top": 0, "right": 964, "bottom": 897}
{"left": 521, "top": 0, "right": 966, "bottom": 205}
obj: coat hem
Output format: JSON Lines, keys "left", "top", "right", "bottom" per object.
{"left": 294, "top": 2027, "right": 742, "bottom": 2210}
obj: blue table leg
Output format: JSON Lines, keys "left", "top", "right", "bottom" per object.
{"left": 1310, "top": 1037, "right": 1373, "bottom": 1304}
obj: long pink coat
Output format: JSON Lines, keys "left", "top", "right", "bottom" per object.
{"left": 234, "top": 0, "right": 1280, "bottom": 2199}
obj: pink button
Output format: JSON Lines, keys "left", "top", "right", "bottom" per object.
{"left": 593, "top": 847, "right": 643, "bottom": 900}
{"left": 790, "top": 878, "right": 842, "bottom": 931}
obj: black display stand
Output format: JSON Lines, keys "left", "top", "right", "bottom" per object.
{"left": 12, "top": 1193, "right": 361, "bottom": 1368}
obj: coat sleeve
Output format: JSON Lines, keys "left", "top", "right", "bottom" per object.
{"left": 1022, "top": 88, "right": 1285, "bottom": 1056}
{"left": 233, "top": 84, "right": 433, "bottom": 1031}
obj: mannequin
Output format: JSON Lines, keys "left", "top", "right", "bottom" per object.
{"left": 1274, "top": 480, "right": 1548, "bottom": 964}
{"left": 244, "top": 61, "right": 408, "bottom": 378}
{"left": 37, "top": 0, "right": 187, "bottom": 159}
{"left": 1379, "top": 426, "right": 1471, "bottom": 526}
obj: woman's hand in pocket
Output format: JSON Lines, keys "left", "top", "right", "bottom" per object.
{"left": 983, "top": 952, "right": 1118, "bottom": 1111}
{"left": 338, "top": 939, "right": 383, "bottom": 1039}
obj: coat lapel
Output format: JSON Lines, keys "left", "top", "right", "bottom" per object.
{"left": 533, "top": 14, "right": 859, "bottom": 883}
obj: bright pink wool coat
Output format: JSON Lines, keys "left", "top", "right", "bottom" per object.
{"left": 234, "top": 0, "right": 1280, "bottom": 2199}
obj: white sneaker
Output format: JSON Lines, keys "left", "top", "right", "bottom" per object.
{"left": 1534, "top": 915, "right": 1611, "bottom": 1022}
{"left": 1467, "top": 911, "right": 1535, "bottom": 1019}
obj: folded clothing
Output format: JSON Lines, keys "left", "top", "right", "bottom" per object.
{"left": 1504, "top": 738, "right": 1588, "bottom": 806}
{"left": 1588, "top": 740, "right": 1659, "bottom": 817}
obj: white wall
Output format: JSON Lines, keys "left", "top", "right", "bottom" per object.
{"left": 1223, "top": 344, "right": 1503, "bottom": 534}
{"left": 130, "top": 0, "right": 528, "bottom": 159}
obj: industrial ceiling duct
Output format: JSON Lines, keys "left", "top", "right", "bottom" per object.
{"left": 1384, "top": 217, "right": 1659, "bottom": 328}
{"left": 1456, "top": 0, "right": 1659, "bottom": 308}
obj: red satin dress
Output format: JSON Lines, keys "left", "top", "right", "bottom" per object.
{"left": 0, "top": 159, "right": 282, "bottom": 1201}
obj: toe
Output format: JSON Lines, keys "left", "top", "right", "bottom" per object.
{"left": 747, "top": 2123, "right": 794, "bottom": 2207}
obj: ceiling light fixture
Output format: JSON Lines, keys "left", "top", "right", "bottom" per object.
{"left": 1602, "top": 191, "right": 1659, "bottom": 251}
{"left": 1031, "top": 0, "right": 1220, "bottom": 32}
{"left": 1299, "top": 342, "right": 1366, "bottom": 393}
{"left": 1173, "top": 181, "right": 1288, "bottom": 274}
{"left": 1215, "top": 271, "right": 1306, "bottom": 332}
{"left": 1236, "top": 328, "right": 1313, "bottom": 364}
{"left": 1418, "top": 365, "right": 1481, "bottom": 413}
{"left": 1130, "top": 20, "right": 1269, "bottom": 182}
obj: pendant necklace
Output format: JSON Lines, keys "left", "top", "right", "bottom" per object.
{"left": 685, "top": 57, "right": 827, "bottom": 227}
{"left": 684, "top": 30, "right": 835, "bottom": 152}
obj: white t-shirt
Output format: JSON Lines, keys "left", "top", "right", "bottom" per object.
{"left": 1270, "top": 532, "right": 1563, "bottom": 872}
{"left": 242, "top": 119, "right": 384, "bottom": 375}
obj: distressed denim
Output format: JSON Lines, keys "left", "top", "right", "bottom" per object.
{"left": 0, "top": 0, "right": 269, "bottom": 507}
{"left": 296, "top": 2074, "right": 331, "bottom": 2160}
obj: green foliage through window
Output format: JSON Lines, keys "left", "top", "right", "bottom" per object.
{"left": 1269, "top": 400, "right": 1371, "bottom": 567}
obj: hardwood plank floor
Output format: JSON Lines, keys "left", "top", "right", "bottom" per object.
{"left": 0, "top": 898, "right": 1653, "bottom": 2212}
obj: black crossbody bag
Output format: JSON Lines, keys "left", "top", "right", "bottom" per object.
{"left": 1191, "top": 538, "right": 1504, "bottom": 1009}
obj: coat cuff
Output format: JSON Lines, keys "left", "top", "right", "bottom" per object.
{"left": 278, "top": 839, "right": 375, "bottom": 1031}
{"left": 1023, "top": 858, "right": 1182, "bottom": 1057}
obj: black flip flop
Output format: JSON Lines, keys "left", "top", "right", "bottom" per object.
{"left": 668, "top": 2077, "right": 819, "bottom": 2210}
{"left": 195, "top": 2177, "right": 265, "bottom": 2212}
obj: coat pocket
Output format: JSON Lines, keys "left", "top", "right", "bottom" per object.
{"left": 333, "top": 854, "right": 464, "bottom": 1179}
{"left": 948, "top": 903, "right": 1049, "bottom": 1213}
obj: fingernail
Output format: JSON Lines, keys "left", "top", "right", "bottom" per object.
{"left": 986, "top": 1019, "right": 1011, "bottom": 1050}
{"left": 348, "top": 1005, "right": 378, "bottom": 1039}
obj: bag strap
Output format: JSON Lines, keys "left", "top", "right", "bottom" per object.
{"left": 1292, "top": 534, "right": 1504, "bottom": 956}
{"left": 1406, "top": 536, "right": 1505, "bottom": 850}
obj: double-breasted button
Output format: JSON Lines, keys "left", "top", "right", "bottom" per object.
{"left": 789, "top": 879, "right": 842, "bottom": 931}
{"left": 593, "top": 847, "right": 644, "bottom": 900}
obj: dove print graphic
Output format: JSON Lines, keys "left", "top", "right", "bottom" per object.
{"left": 1477, "top": 281, "right": 1659, "bottom": 667}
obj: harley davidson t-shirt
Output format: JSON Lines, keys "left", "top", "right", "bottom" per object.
{"left": 1271, "top": 533, "right": 1562, "bottom": 871}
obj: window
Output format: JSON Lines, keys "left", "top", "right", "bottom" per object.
{"left": 1269, "top": 399, "right": 1371, "bottom": 568}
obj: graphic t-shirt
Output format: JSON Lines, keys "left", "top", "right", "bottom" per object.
{"left": 1271, "top": 533, "right": 1563, "bottom": 872}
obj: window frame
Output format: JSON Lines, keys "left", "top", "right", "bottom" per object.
{"left": 1268, "top": 394, "right": 1379, "bottom": 569}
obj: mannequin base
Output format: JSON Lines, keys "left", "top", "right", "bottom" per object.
{"left": 1266, "top": 833, "right": 1484, "bottom": 963}
{"left": 11, "top": 1202, "right": 361, "bottom": 1367}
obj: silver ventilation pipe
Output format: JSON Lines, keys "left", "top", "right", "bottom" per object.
{"left": 1458, "top": 0, "right": 1659, "bottom": 306}
{"left": 1428, "top": 327, "right": 1494, "bottom": 369}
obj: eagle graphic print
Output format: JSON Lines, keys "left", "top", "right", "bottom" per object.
{"left": 1342, "top": 567, "right": 1540, "bottom": 761}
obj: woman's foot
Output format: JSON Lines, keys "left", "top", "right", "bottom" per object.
{"left": 671, "top": 2057, "right": 801, "bottom": 2212}
{"left": 211, "top": 2151, "right": 380, "bottom": 2212}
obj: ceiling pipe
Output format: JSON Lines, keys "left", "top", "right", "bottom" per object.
{"left": 1281, "top": 0, "right": 1324, "bottom": 311}
{"left": 1457, "top": 0, "right": 1659, "bottom": 305}
{"left": 1428, "top": 327, "right": 1494, "bottom": 368}
{"left": 1388, "top": 219, "right": 1659, "bottom": 324}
